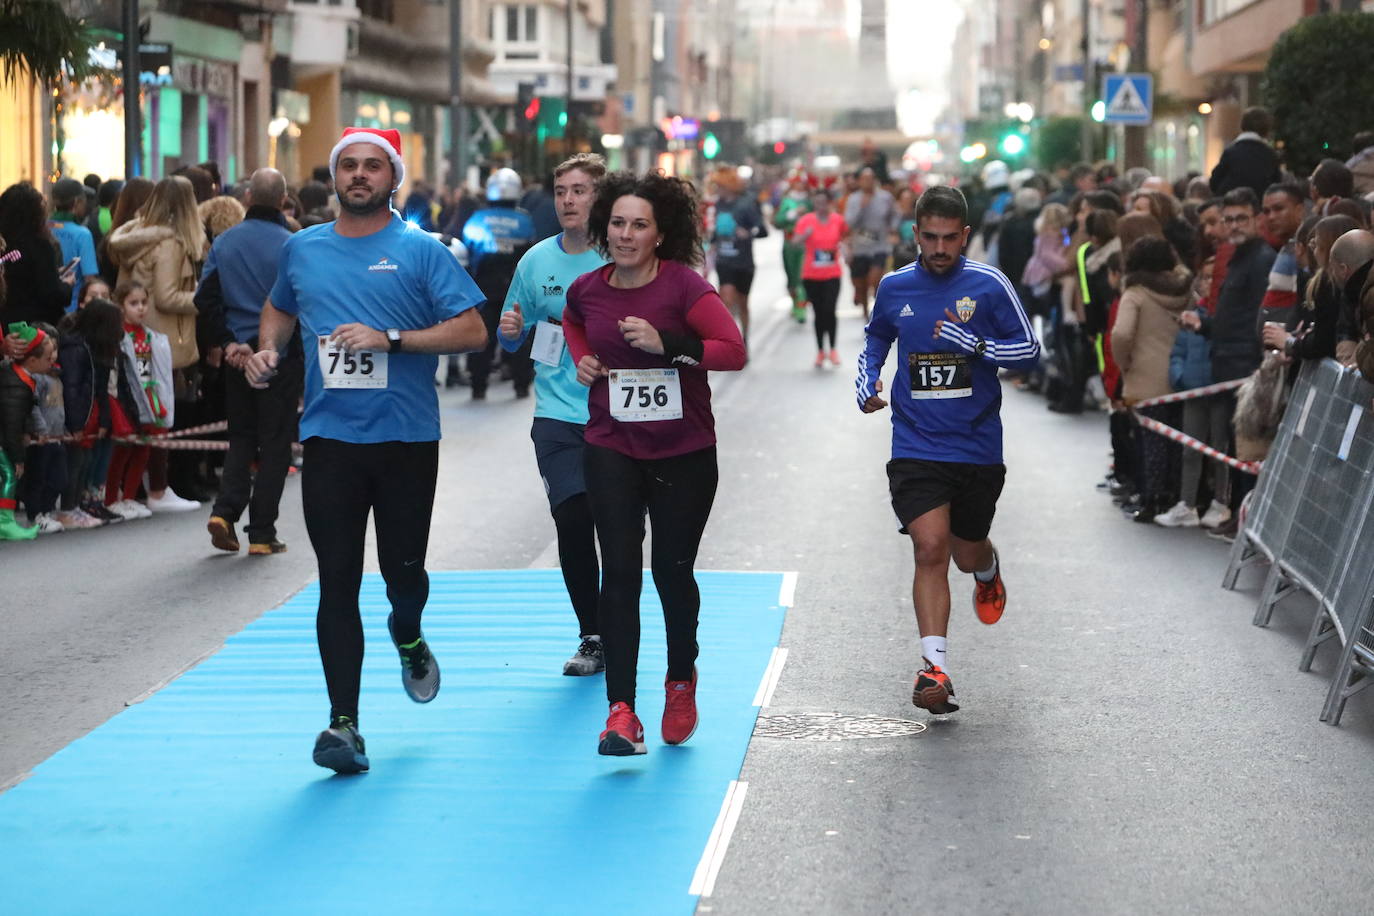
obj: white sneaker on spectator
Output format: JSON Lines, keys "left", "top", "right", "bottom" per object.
{"left": 147, "top": 489, "right": 201, "bottom": 513}
{"left": 1154, "top": 501, "right": 1200, "bottom": 528}
{"left": 31, "top": 512, "right": 65, "bottom": 534}
{"left": 109, "top": 500, "right": 146, "bottom": 520}
{"left": 1199, "top": 499, "right": 1232, "bottom": 529}
{"left": 55, "top": 508, "right": 103, "bottom": 529}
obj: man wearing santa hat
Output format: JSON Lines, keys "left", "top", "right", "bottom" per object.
{"left": 246, "top": 126, "right": 488, "bottom": 774}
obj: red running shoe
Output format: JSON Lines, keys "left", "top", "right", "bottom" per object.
{"left": 662, "top": 668, "right": 699, "bottom": 745}
{"left": 599, "top": 702, "right": 647, "bottom": 756}
{"left": 973, "top": 550, "right": 1006, "bottom": 625}
{"left": 912, "top": 664, "right": 960, "bottom": 714}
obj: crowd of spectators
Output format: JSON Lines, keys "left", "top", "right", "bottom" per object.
{"left": 974, "top": 106, "right": 1374, "bottom": 536}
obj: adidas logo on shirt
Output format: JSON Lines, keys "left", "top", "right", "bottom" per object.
{"left": 899, "top": 304, "right": 914, "bottom": 317}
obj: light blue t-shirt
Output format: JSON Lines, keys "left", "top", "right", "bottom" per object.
{"left": 500, "top": 233, "right": 606, "bottom": 426}
{"left": 270, "top": 213, "right": 485, "bottom": 443}
{"left": 50, "top": 218, "right": 98, "bottom": 311}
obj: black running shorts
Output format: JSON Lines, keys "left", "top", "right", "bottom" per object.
{"left": 886, "top": 458, "right": 1007, "bottom": 542}
{"left": 531, "top": 417, "right": 588, "bottom": 511}
{"left": 850, "top": 253, "right": 886, "bottom": 280}
{"left": 716, "top": 265, "right": 755, "bottom": 295}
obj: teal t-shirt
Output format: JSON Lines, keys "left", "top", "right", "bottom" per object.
{"left": 270, "top": 213, "right": 485, "bottom": 443}
{"left": 501, "top": 233, "right": 606, "bottom": 425}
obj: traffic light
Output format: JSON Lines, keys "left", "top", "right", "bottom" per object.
{"left": 773, "top": 140, "right": 785, "bottom": 155}
{"left": 999, "top": 132, "right": 1026, "bottom": 156}
{"left": 702, "top": 131, "right": 721, "bottom": 160}
{"left": 517, "top": 82, "right": 539, "bottom": 123}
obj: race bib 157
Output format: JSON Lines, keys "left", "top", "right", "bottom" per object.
{"left": 909, "top": 352, "right": 971, "bottom": 400}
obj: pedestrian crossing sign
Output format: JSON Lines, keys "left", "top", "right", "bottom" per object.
{"left": 1103, "top": 74, "right": 1153, "bottom": 125}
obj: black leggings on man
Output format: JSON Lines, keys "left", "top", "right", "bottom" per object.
{"left": 584, "top": 444, "right": 718, "bottom": 707}
{"left": 301, "top": 438, "right": 438, "bottom": 723}
{"left": 804, "top": 278, "right": 840, "bottom": 351}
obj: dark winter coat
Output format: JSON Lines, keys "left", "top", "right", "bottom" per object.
{"left": 0, "top": 236, "right": 70, "bottom": 328}
{"left": 0, "top": 364, "right": 35, "bottom": 463}
{"left": 58, "top": 333, "right": 108, "bottom": 434}
{"left": 1198, "top": 236, "right": 1276, "bottom": 382}
{"left": 1208, "top": 133, "right": 1282, "bottom": 199}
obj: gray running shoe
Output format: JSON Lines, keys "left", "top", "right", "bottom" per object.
{"left": 313, "top": 717, "right": 369, "bottom": 774}
{"left": 563, "top": 636, "right": 605, "bottom": 676}
{"left": 387, "top": 612, "right": 440, "bottom": 703}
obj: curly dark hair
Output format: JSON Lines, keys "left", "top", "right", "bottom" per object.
{"left": 0, "top": 182, "right": 52, "bottom": 248}
{"left": 588, "top": 170, "right": 703, "bottom": 267}
{"left": 1125, "top": 235, "right": 1177, "bottom": 274}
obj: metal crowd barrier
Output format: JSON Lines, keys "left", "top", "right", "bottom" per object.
{"left": 1219, "top": 359, "right": 1374, "bottom": 724}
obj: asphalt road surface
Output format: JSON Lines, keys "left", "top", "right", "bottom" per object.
{"left": 4, "top": 237, "right": 1371, "bottom": 914}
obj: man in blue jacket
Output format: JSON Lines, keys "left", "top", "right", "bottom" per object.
{"left": 857, "top": 186, "right": 1039, "bottom": 716}
{"left": 195, "top": 168, "right": 301, "bottom": 556}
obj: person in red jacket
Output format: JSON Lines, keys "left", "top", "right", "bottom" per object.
{"left": 564, "top": 170, "right": 747, "bottom": 757}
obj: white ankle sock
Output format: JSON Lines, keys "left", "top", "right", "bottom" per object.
{"left": 921, "top": 636, "right": 948, "bottom": 670}
{"left": 974, "top": 551, "right": 999, "bottom": 583}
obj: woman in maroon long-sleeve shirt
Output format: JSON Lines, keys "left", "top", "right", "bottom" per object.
{"left": 564, "top": 170, "right": 747, "bottom": 757}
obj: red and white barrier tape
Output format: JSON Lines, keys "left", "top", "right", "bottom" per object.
{"left": 1131, "top": 377, "right": 1247, "bottom": 409}
{"left": 1132, "top": 412, "right": 1262, "bottom": 475}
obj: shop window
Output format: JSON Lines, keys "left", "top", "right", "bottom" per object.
{"left": 357, "top": 0, "right": 393, "bottom": 22}
{"left": 1201, "top": 0, "right": 1260, "bottom": 25}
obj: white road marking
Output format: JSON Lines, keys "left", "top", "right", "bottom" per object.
{"left": 777, "top": 570, "right": 797, "bottom": 608}
{"left": 690, "top": 780, "right": 749, "bottom": 898}
{"left": 751, "top": 647, "right": 789, "bottom": 708}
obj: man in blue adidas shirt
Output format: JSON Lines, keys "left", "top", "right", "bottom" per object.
{"left": 245, "top": 127, "right": 488, "bottom": 774}
{"left": 856, "top": 185, "right": 1039, "bottom": 715}
{"left": 497, "top": 153, "right": 608, "bottom": 677}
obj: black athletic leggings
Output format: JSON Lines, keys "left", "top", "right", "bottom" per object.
{"left": 552, "top": 492, "right": 600, "bottom": 636}
{"left": 301, "top": 437, "right": 439, "bottom": 723}
{"left": 584, "top": 443, "right": 718, "bottom": 707}
{"left": 804, "top": 278, "right": 840, "bottom": 351}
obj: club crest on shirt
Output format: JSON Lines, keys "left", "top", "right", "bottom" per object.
{"left": 955, "top": 296, "right": 976, "bottom": 321}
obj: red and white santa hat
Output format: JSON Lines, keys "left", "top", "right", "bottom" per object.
{"left": 329, "top": 127, "right": 405, "bottom": 190}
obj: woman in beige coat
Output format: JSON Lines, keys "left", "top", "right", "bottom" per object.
{"left": 1111, "top": 235, "right": 1193, "bottom": 521}
{"left": 107, "top": 175, "right": 206, "bottom": 511}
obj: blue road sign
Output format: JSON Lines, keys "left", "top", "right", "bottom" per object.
{"left": 1103, "top": 73, "right": 1153, "bottom": 126}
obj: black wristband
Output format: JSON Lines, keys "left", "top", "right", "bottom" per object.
{"left": 659, "top": 330, "right": 704, "bottom": 367}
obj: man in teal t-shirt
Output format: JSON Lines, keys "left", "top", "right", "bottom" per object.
{"left": 498, "top": 153, "right": 608, "bottom": 677}
{"left": 246, "top": 127, "right": 488, "bottom": 775}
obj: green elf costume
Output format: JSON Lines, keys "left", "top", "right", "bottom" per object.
{"left": 1, "top": 322, "right": 45, "bottom": 540}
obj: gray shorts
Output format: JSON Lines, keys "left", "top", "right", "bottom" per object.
{"left": 531, "top": 417, "right": 588, "bottom": 511}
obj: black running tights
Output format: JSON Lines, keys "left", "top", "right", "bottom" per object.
{"left": 302, "top": 438, "right": 439, "bottom": 723}
{"left": 584, "top": 444, "right": 718, "bottom": 708}
{"left": 804, "top": 278, "right": 840, "bottom": 351}
{"left": 553, "top": 492, "right": 600, "bottom": 636}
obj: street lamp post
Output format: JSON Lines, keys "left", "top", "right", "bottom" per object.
{"left": 566, "top": 0, "right": 575, "bottom": 149}
{"left": 450, "top": 0, "right": 468, "bottom": 192}
{"left": 122, "top": 0, "right": 141, "bottom": 178}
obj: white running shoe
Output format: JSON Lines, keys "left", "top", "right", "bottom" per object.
{"left": 1153, "top": 500, "right": 1200, "bottom": 528}
{"left": 105, "top": 500, "right": 139, "bottom": 520}
{"left": 147, "top": 489, "right": 201, "bottom": 513}
{"left": 55, "top": 508, "right": 103, "bottom": 529}
{"left": 1199, "top": 499, "right": 1232, "bottom": 530}
{"left": 32, "top": 512, "right": 65, "bottom": 534}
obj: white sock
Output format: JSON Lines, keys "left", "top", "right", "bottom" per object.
{"left": 921, "top": 636, "right": 948, "bottom": 670}
{"left": 974, "top": 550, "right": 999, "bottom": 583}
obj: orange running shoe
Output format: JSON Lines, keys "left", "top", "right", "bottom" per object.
{"left": 912, "top": 664, "right": 959, "bottom": 714}
{"left": 973, "top": 551, "right": 1006, "bottom": 625}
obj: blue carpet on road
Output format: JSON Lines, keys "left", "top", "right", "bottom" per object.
{"left": 0, "top": 569, "right": 788, "bottom": 916}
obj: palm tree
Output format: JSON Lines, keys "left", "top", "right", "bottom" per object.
{"left": 0, "top": 0, "right": 92, "bottom": 88}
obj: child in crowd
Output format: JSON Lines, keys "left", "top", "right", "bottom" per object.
{"left": 19, "top": 321, "right": 69, "bottom": 533}
{"left": 57, "top": 298, "right": 123, "bottom": 525}
{"left": 103, "top": 281, "right": 171, "bottom": 519}
{"left": 1, "top": 324, "right": 52, "bottom": 540}
{"left": 77, "top": 274, "right": 110, "bottom": 309}
{"left": 1157, "top": 257, "right": 1230, "bottom": 529}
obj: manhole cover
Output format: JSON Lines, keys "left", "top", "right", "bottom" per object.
{"left": 753, "top": 713, "right": 927, "bottom": 740}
